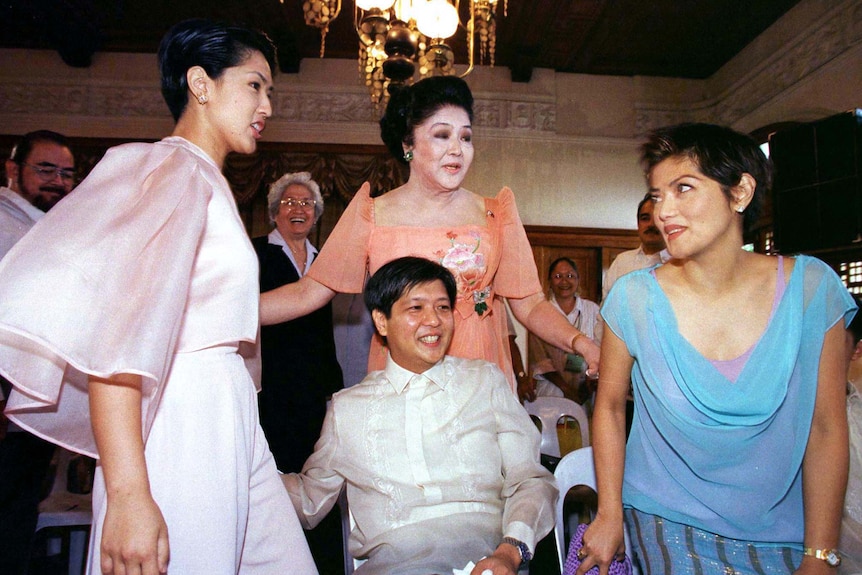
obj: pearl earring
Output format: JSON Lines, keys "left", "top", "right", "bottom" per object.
{"left": 736, "top": 206, "right": 745, "bottom": 213}
{"left": 197, "top": 94, "right": 208, "bottom": 105}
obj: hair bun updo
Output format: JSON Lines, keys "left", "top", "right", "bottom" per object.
{"left": 379, "top": 75, "right": 474, "bottom": 164}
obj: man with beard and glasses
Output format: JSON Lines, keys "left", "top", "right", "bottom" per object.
{"left": 0, "top": 130, "right": 76, "bottom": 257}
{"left": 601, "top": 193, "right": 669, "bottom": 302}
{"left": 0, "top": 130, "right": 75, "bottom": 573}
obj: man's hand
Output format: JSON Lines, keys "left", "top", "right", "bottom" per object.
{"left": 517, "top": 373, "right": 536, "bottom": 403}
{"left": 471, "top": 542, "right": 522, "bottom": 575}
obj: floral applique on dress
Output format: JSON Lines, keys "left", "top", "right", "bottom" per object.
{"left": 436, "top": 231, "right": 490, "bottom": 316}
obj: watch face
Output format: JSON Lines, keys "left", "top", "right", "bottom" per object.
{"left": 824, "top": 550, "right": 841, "bottom": 567}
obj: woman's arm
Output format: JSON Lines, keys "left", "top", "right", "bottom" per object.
{"left": 796, "top": 321, "right": 849, "bottom": 575}
{"left": 259, "top": 275, "right": 337, "bottom": 325}
{"left": 509, "top": 293, "right": 601, "bottom": 374}
{"left": 89, "top": 374, "right": 169, "bottom": 575}
{"left": 576, "top": 328, "right": 631, "bottom": 575}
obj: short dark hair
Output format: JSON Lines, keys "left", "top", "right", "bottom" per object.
{"left": 548, "top": 257, "right": 578, "bottom": 280}
{"left": 364, "top": 257, "right": 457, "bottom": 318}
{"left": 158, "top": 19, "right": 277, "bottom": 122}
{"left": 9, "top": 130, "right": 72, "bottom": 164}
{"left": 636, "top": 193, "right": 652, "bottom": 218}
{"left": 379, "top": 75, "right": 474, "bottom": 164}
{"left": 640, "top": 123, "right": 772, "bottom": 234}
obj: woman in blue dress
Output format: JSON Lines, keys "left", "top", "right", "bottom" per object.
{"left": 581, "top": 123, "right": 857, "bottom": 575}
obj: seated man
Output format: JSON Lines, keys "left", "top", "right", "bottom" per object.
{"left": 283, "top": 256, "right": 557, "bottom": 575}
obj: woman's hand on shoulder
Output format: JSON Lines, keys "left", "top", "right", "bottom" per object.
{"left": 100, "top": 490, "right": 169, "bottom": 575}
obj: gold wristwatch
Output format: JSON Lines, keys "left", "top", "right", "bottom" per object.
{"left": 803, "top": 547, "right": 841, "bottom": 567}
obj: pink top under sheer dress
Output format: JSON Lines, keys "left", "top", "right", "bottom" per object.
{"left": 709, "top": 256, "right": 786, "bottom": 382}
{"left": 308, "top": 183, "right": 542, "bottom": 391}
{"left": 648, "top": 256, "right": 787, "bottom": 383}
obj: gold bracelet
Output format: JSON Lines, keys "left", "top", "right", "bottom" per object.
{"left": 571, "top": 332, "right": 584, "bottom": 353}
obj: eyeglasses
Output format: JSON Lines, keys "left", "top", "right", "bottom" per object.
{"left": 280, "top": 198, "right": 316, "bottom": 209}
{"left": 552, "top": 273, "right": 577, "bottom": 280}
{"left": 22, "top": 163, "right": 76, "bottom": 183}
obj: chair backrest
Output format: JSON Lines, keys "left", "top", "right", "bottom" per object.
{"left": 338, "top": 487, "right": 366, "bottom": 575}
{"left": 523, "top": 396, "right": 590, "bottom": 457}
{"left": 36, "top": 448, "right": 93, "bottom": 531}
{"left": 553, "top": 447, "right": 638, "bottom": 575}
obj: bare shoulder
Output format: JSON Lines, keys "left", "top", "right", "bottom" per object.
{"left": 745, "top": 251, "right": 795, "bottom": 283}
{"left": 373, "top": 185, "right": 409, "bottom": 226}
{"left": 463, "top": 188, "right": 486, "bottom": 210}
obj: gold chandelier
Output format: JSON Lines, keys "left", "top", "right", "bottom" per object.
{"left": 301, "top": 0, "right": 506, "bottom": 105}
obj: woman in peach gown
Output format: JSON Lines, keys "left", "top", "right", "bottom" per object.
{"left": 261, "top": 76, "right": 600, "bottom": 391}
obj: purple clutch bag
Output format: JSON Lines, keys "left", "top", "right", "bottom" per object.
{"left": 563, "top": 523, "right": 633, "bottom": 575}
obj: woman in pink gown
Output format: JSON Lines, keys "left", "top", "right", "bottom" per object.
{"left": 261, "top": 76, "right": 600, "bottom": 392}
{"left": 0, "top": 20, "right": 316, "bottom": 575}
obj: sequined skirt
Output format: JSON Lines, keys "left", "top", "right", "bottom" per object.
{"left": 625, "top": 509, "right": 802, "bottom": 575}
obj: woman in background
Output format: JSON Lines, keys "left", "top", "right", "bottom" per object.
{"left": 528, "top": 257, "right": 602, "bottom": 403}
{"left": 582, "top": 123, "right": 856, "bottom": 575}
{"left": 261, "top": 76, "right": 600, "bottom": 392}
{"left": 253, "top": 172, "right": 343, "bottom": 573}
{"left": 0, "top": 20, "right": 316, "bottom": 575}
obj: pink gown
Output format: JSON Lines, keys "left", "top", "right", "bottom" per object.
{"left": 308, "top": 183, "right": 542, "bottom": 391}
{"left": 0, "top": 137, "right": 317, "bottom": 574}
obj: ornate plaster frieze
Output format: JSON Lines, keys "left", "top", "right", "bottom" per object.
{"left": 474, "top": 99, "right": 556, "bottom": 132}
{"left": 0, "top": 84, "right": 91, "bottom": 115}
{"left": 0, "top": 83, "right": 168, "bottom": 118}
{"left": 635, "top": 0, "right": 862, "bottom": 133}
{"left": 272, "top": 92, "right": 381, "bottom": 123}
{"left": 88, "top": 87, "right": 169, "bottom": 117}
{"left": 0, "top": 78, "right": 556, "bottom": 133}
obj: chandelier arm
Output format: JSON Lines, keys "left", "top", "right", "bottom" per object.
{"left": 459, "top": 5, "right": 475, "bottom": 78}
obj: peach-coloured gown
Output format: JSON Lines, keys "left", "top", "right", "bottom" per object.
{"left": 308, "top": 183, "right": 542, "bottom": 391}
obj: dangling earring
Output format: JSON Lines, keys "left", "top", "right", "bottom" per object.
{"left": 403, "top": 149, "right": 413, "bottom": 162}
{"left": 197, "top": 93, "right": 208, "bottom": 105}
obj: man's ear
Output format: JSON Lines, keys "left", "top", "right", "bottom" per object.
{"left": 371, "top": 309, "right": 388, "bottom": 338}
{"left": 5, "top": 159, "right": 19, "bottom": 189}
{"left": 853, "top": 338, "right": 862, "bottom": 362}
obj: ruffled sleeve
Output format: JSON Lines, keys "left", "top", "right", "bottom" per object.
{"left": 0, "top": 141, "right": 212, "bottom": 457}
{"left": 307, "top": 182, "right": 373, "bottom": 293}
{"left": 486, "top": 188, "right": 542, "bottom": 299}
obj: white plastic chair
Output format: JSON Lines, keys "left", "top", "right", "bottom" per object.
{"left": 338, "top": 487, "right": 366, "bottom": 575}
{"left": 523, "top": 396, "right": 590, "bottom": 457}
{"left": 553, "top": 446, "right": 638, "bottom": 575}
{"left": 35, "top": 448, "right": 93, "bottom": 575}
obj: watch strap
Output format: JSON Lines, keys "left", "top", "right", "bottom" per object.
{"left": 502, "top": 537, "right": 532, "bottom": 565}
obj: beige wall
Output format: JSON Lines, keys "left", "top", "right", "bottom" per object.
{"left": 0, "top": 0, "right": 859, "bottom": 231}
